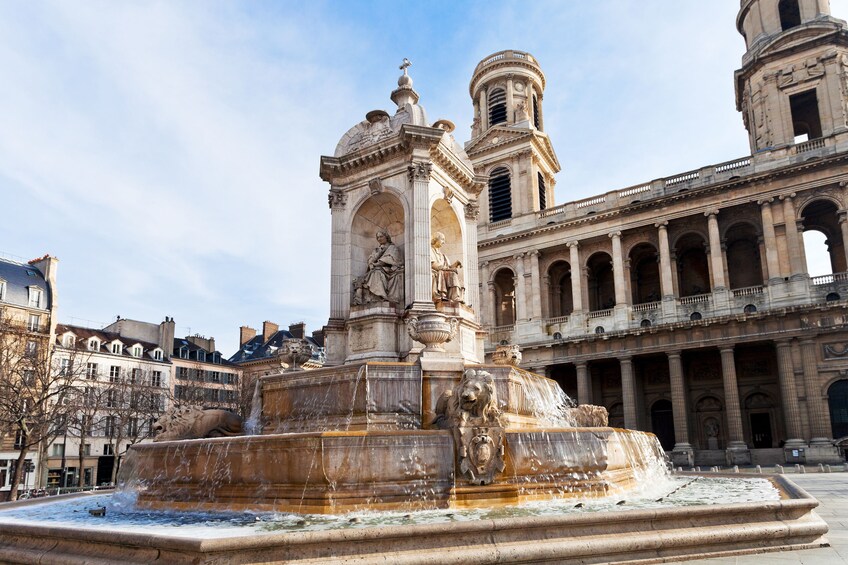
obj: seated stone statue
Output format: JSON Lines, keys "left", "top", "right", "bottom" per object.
{"left": 354, "top": 229, "right": 404, "bottom": 305}
{"left": 431, "top": 231, "right": 464, "bottom": 302}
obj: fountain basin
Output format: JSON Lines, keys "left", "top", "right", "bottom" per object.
{"left": 0, "top": 475, "right": 828, "bottom": 565}
{"left": 123, "top": 427, "right": 659, "bottom": 514}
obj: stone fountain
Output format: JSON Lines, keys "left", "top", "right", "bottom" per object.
{"left": 0, "top": 61, "right": 830, "bottom": 564}
{"left": 119, "top": 61, "right": 666, "bottom": 514}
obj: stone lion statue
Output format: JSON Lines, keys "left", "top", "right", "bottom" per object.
{"left": 152, "top": 406, "right": 244, "bottom": 441}
{"left": 434, "top": 369, "right": 502, "bottom": 428}
{"left": 567, "top": 404, "right": 609, "bottom": 427}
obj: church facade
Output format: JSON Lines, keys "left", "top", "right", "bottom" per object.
{"left": 472, "top": 0, "right": 848, "bottom": 466}
{"left": 321, "top": 0, "right": 848, "bottom": 466}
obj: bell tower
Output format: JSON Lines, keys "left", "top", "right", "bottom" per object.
{"left": 736, "top": 0, "right": 848, "bottom": 154}
{"left": 466, "top": 50, "right": 561, "bottom": 224}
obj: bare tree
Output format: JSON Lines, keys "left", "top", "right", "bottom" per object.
{"left": 64, "top": 379, "right": 108, "bottom": 488}
{"left": 0, "top": 315, "right": 81, "bottom": 500}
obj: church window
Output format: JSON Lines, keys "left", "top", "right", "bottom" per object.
{"left": 779, "top": 0, "right": 801, "bottom": 31}
{"left": 533, "top": 94, "right": 540, "bottom": 129}
{"left": 488, "top": 88, "right": 507, "bottom": 126}
{"left": 789, "top": 90, "right": 822, "bottom": 143}
{"left": 488, "top": 167, "right": 512, "bottom": 222}
{"left": 537, "top": 172, "right": 547, "bottom": 210}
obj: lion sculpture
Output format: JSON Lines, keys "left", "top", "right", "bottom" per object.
{"left": 152, "top": 406, "right": 244, "bottom": 442}
{"left": 434, "top": 369, "right": 502, "bottom": 428}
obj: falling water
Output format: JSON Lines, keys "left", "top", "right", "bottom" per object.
{"left": 244, "top": 379, "right": 264, "bottom": 435}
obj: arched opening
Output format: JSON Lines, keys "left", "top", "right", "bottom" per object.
{"left": 488, "top": 87, "right": 507, "bottom": 126}
{"left": 586, "top": 252, "right": 615, "bottom": 311}
{"left": 629, "top": 243, "right": 660, "bottom": 304}
{"left": 725, "top": 223, "right": 764, "bottom": 289}
{"left": 802, "top": 199, "right": 846, "bottom": 275}
{"left": 350, "top": 192, "right": 406, "bottom": 306}
{"left": 779, "top": 0, "right": 802, "bottom": 31}
{"left": 488, "top": 167, "right": 512, "bottom": 222}
{"left": 744, "top": 392, "right": 775, "bottom": 448}
{"left": 547, "top": 260, "right": 573, "bottom": 317}
{"left": 650, "top": 399, "right": 675, "bottom": 451}
{"left": 493, "top": 268, "right": 516, "bottom": 326}
{"left": 431, "top": 198, "right": 465, "bottom": 301}
{"left": 829, "top": 379, "right": 848, "bottom": 440}
{"left": 675, "top": 233, "right": 710, "bottom": 297}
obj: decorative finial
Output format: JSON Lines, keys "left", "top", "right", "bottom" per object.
{"left": 400, "top": 58, "right": 412, "bottom": 75}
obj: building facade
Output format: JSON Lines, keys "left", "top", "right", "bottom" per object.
{"left": 0, "top": 255, "right": 58, "bottom": 497}
{"left": 471, "top": 0, "right": 848, "bottom": 465}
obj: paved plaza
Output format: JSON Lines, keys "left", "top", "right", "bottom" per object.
{"left": 666, "top": 471, "right": 848, "bottom": 564}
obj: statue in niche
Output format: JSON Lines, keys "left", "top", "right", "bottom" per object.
{"left": 353, "top": 229, "right": 404, "bottom": 305}
{"left": 431, "top": 231, "right": 465, "bottom": 303}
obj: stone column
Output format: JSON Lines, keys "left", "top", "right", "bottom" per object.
{"left": 800, "top": 339, "right": 831, "bottom": 444}
{"left": 620, "top": 356, "right": 637, "bottom": 429}
{"left": 567, "top": 241, "right": 583, "bottom": 312}
{"left": 668, "top": 351, "right": 693, "bottom": 466}
{"left": 609, "top": 231, "right": 627, "bottom": 307}
{"left": 542, "top": 275, "right": 552, "bottom": 319}
{"left": 758, "top": 198, "right": 781, "bottom": 283}
{"left": 487, "top": 282, "right": 497, "bottom": 327}
{"left": 775, "top": 340, "right": 805, "bottom": 447}
{"left": 479, "top": 261, "right": 490, "bottom": 326}
{"left": 506, "top": 74, "right": 514, "bottom": 124}
{"left": 705, "top": 210, "right": 727, "bottom": 290}
{"left": 529, "top": 250, "right": 542, "bottom": 320}
{"left": 408, "top": 162, "right": 434, "bottom": 309}
{"left": 781, "top": 193, "right": 806, "bottom": 278}
{"left": 656, "top": 221, "right": 674, "bottom": 299}
{"left": 328, "top": 190, "right": 350, "bottom": 320}
{"left": 719, "top": 346, "right": 751, "bottom": 464}
{"left": 464, "top": 203, "right": 480, "bottom": 314}
{"left": 479, "top": 88, "right": 488, "bottom": 132}
{"left": 576, "top": 361, "right": 591, "bottom": 405}
{"left": 839, "top": 210, "right": 848, "bottom": 271}
{"left": 514, "top": 253, "right": 527, "bottom": 322}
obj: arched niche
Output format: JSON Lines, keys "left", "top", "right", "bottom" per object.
{"left": 430, "top": 197, "right": 465, "bottom": 284}
{"left": 350, "top": 192, "right": 406, "bottom": 301}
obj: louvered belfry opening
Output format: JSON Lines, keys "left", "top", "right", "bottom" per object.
{"left": 537, "top": 172, "right": 546, "bottom": 210}
{"left": 488, "top": 88, "right": 507, "bottom": 126}
{"left": 489, "top": 167, "right": 512, "bottom": 222}
{"left": 533, "top": 94, "right": 540, "bottom": 129}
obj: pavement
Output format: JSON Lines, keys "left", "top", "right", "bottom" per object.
{"left": 665, "top": 471, "right": 848, "bottom": 564}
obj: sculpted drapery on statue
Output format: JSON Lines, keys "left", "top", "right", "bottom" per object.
{"left": 431, "top": 231, "right": 465, "bottom": 303}
{"left": 354, "top": 229, "right": 404, "bottom": 305}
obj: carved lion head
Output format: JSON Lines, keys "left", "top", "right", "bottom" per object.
{"left": 450, "top": 369, "right": 500, "bottom": 422}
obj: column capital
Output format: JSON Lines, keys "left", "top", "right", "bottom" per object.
{"left": 487, "top": 281, "right": 496, "bottom": 289}
{"left": 566, "top": 240, "right": 580, "bottom": 249}
{"left": 575, "top": 360, "right": 588, "bottom": 369}
{"left": 774, "top": 338, "right": 793, "bottom": 349}
{"left": 327, "top": 189, "right": 348, "bottom": 210}
{"left": 838, "top": 209, "right": 848, "bottom": 223}
{"left": 757, "top": 197, "right": 774, "bottom": 207}
{"left": 480, "top": 260, "right": 489, "bottom": 268}
{"left": 719, "top": 345, "right": 735, "bottom": 353}
{"left": 704, "top": 209, "right": 720, "bottom": 218}
{"left": 655, "top": 220, "right": 669, "bottom": 229}
{"left": 666, "top": 350, "right": 682, "bottom": 359}
{"left": 608, "top": 231, "right": 622, "bottom": 239}
{"left": 619, "top": 355, "right": 633, "bottom": 364}
{"left": 529, "top": 249, "right": 541, "bottom": 258}
{"left": 779, "top": 192, "right": 797, "bottom": 202}
{"left": 407, "top": 161, "right": 432, "bottom": 182}
{"left": 513, "top": 252, "right": 526, "bottom": 261}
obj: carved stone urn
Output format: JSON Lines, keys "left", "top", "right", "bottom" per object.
{"left": 278, "top": 338, "right": 313, "bottom": 371}
{"left": 492, "top": 344, "right": 522, "bottom": 366}
{"left": 407, "top": 312, "right": 459, "bottom": 352}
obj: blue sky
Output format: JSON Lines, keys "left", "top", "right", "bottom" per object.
{"left": 1, "top": 1, "right": 842, "bottom": 354}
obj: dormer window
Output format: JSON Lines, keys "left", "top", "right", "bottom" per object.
{"left": 197, "top": 350, "right": 206, "bottom": 363}
{"left": 153, "top": 349, "right": 163, "bottom": 361}
{"left": 111, "top": 342, "right": 123, "bottom": 355}
{"left": 62, "top": 333, "right": 75, "bottom": 348}
{"left": 88, "top": 338, "right": 99, "bottom": 351}
{"left": 28, "top": 287, "right": 43, "bottom": 308}
{"left": 179, "top": 346, "right": 188, "bottom": 359}
{"left": 132, "top": 345, "right": 142, "bottom": 358}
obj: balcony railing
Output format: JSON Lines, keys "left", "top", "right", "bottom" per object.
{"left": 546, "top": 315, "right": 570, "bottom": 324}
{"left": 794, "top": 138, "right": 825, "bottom": 154}
{"left": 732, "top": 285, "right": 764, "bottom": 298}
{"left": 588, "top": 309, "right": 613, "bottom": 319}
{"left": 679, "top": 293, "right": 711, "bottom": 305}
{"left": 632, "top": 301, "right": 661, "bottom": 313}
{"left": 811, "top": 272, "right": 848, "bottom": 285}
